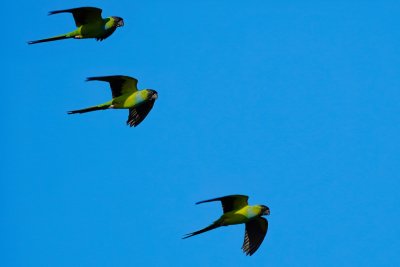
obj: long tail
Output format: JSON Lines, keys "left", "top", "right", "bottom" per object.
{"left": 68, "top": 105, "right": 110, "bottom": 114}
{"left": 28, "top": 35, "right": 70, "bottom": 45}
{"left": 183, "top": 222, "right": 221, "bottom": 239}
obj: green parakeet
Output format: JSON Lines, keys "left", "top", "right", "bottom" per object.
{"left": 68, "top": 75, "right": 158, "bottom": 127}
{"left": 28, "top": 7, "right": 124, "bottom": 44}
{"left": 183, "top": 195, "right": 270, "bottom": 256}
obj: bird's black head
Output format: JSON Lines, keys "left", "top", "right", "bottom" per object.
{"left": 148, "top": 89, "right": 158, "bottom": 100}
{"left": 261, "top": 205, "right": 270, "bottom": 216}
{"left": 112, "top": 16, "right": 124, "bottom": 27}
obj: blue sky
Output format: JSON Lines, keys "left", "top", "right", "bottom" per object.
{"left": 2, "top": 1, "right": 400, "bottom": 266}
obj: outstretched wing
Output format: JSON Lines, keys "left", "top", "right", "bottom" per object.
{"left": 49, "top": 7, "right": 103, "bottom": 27}
{"left": 196, "top": 195, "right": 249, "bottom": 213}
{"left": 127, "top": 100, "right": 156, "bottom": 127}
{"left": 242, "top": 217, "right": 268, "bottom": 256}
{"left": 86, "top": 75, "right": 138, "bottom": 98}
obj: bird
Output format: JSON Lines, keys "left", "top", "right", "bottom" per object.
{"left": 183, "top": 194, "right": 270, "bottom": 256}
{"left": 28, "top": 7, "right": 124, "bottom": 44}
{"left": 68, "top": 75, "right": 158, "bottom": 127}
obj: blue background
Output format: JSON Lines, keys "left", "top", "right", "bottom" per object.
{"left": 2, "top": 1, "right": 399, "bottom": 266}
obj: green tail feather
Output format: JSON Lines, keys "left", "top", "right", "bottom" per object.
{"left": 182, "top": 222, "right": 221, "bottom": 239}
{"left": 28, "top": 35, "right": 70, "bottom": 45}
{"left": 68, "top": 105, "right": 110, "bottom": 114}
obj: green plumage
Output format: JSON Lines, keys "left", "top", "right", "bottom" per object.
{"left": 28, "top": 7, "right": 124, "bottom": 44}
{"left": 68, "top": 75, "right": 158, "bottom": 127}
{"left": 183, "top": 195, "right": 270, "bottom": 256}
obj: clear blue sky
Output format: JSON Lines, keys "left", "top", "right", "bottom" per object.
{"left": 2, "top": 1, "right": 399, "bottom": 266}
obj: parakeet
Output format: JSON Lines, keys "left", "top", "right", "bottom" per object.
{"left": 183, "top": 195, "right": 270, "bottom": 256}
{"left": 68, "top": 75, "right": 158, "bottom": 127}
{"left": 28, "top": 7, "right": 124, "bottom": 44}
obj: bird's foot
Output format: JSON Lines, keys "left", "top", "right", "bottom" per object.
{"left": 74, "top": 35, "right": 83, "bottom": 39}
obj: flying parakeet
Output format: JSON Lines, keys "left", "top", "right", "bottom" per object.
{"left": 68, "top": 75, "right": 158, "bottom": 127}
{"left": 28, "top": 7, "right": 124, "bottom": 44}
{"left": 183, "top": 195, "right": 270, "bottom": 256}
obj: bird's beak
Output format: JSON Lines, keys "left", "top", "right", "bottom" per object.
{"left": 264, "top": 209, "right": 270, "bottom": 216}
{"left": 118, "top": 20, "right": 124, "bottom": 27}
{"left": 152, "top": 93, "right": 158, "bottom": 100}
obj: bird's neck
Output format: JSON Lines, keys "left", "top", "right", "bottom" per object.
{"left": 104, "top": 18, "right": 117, "bottom": 30}
{"left": 236, "top": 205, "right": 262, "bottom": 219}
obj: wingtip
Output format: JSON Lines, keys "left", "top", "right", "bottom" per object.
{"left": 195, "top": 199, "right": 208, "bottom": 205}
{"left": 195, "top": 199, "right": 209, "bottom": 205}
{"left": 85, "top": 76, "right": 103, "bottom": 82}
{"left": 182, "top": 234, "right": 192, "bottom": 239}
{"left": 241, "top": 247, "right": 254, "bottom": 256}
{"left": 48, "top": 10, "right": 60, "bottom": 16}
{"left": 126, "top": 118, "right": 139, "bottom": 128}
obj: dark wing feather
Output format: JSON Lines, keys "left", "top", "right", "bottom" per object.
{"left": 49, "top": 7, "right": 102, "bottom": 27}
{"left": 242, "top": 217, "right": 268, "bottom": 256}
{"left": 127, "top": 100, "right": 155, "bottom": 127}
{"left": 96, "top": 28, "right": 116, "bottom": 41}
{"left": 86, "top": 76, "right": 138, "bottom": 98}
{"left": 196, "top": 195, "right": 249, "bottom": 213}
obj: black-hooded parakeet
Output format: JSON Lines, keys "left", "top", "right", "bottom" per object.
{"left": 68, "top": 75, "right": 158, "bottom": 127}
{"left": 28, "top": 7, "right": 124, "bottom": 44}
{"left": 183, "top": 195, "right": 270, "bottom": 256}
